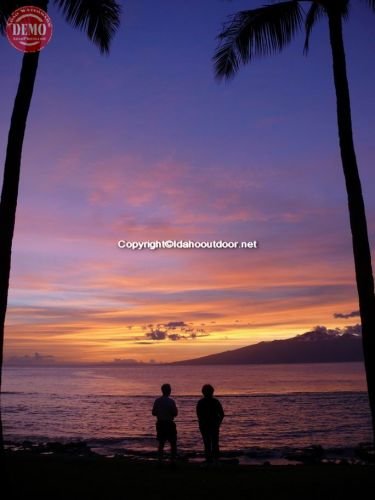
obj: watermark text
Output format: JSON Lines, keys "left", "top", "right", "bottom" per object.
{"left": 117, "top": 240, "right": 259, "bottom": 250}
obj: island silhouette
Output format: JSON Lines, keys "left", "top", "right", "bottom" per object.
{"left": 172, "top": 328, "right": 363, "bottom": 365}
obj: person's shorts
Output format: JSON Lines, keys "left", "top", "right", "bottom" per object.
{"left": 156, "top": 420, "right": 177, "bottom": 442}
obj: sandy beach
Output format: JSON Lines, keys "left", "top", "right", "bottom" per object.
{"left": 4, "top": 451, "right": 375, "bottom": 500}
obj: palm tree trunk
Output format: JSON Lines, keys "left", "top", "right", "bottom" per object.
{"left": 327, "top": 7, "right": 375, "bottom": 441}
{"left": 0, "top": 51, "right": 40, "bottom": 450}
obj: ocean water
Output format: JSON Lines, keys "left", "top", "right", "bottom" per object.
{"left": 1, "top": 363, "right": 372, "bottom": 460}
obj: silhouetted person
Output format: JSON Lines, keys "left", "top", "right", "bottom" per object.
{"left": 152, "top": 383, "right": 178, "bottom": 460}
{"left": 196, "top": 384, "right": 224, "bottom": 462}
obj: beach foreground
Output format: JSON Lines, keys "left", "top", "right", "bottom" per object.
{"left": 4, "top": 453, "right": 375, "bottom": 500}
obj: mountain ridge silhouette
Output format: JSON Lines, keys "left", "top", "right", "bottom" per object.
{"left": 172, "top": 328, "right": 363, "bottom": 365}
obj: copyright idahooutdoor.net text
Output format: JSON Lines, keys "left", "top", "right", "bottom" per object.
{"left": 117, "top": 240, "right": 259, "bottom": 251}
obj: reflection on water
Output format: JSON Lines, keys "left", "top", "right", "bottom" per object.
{"left": 3, "top": 363, "right": 368, "bottom": 396}
{"left": 1, "top": 363, "right": 372, "bottom": 454}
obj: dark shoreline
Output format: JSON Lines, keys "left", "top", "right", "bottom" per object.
{"left": 4, "top": 439, "right": 375, "bottom": 466}
{"left": 3, "top": 450, "right": 375, "bottom": 500}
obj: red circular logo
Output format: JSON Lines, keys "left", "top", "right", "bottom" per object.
{"left": 6, "top": 6, "right": 53, "bottom": 53}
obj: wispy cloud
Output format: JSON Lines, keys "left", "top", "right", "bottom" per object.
{"left": 3, "top": 2, "right": 374, "bottom": 364}
{"left": 334, "top": 310, "right": 360, "bottom": 319}
{"left": 143, "top": 320, "right": 207, "bottom": 342}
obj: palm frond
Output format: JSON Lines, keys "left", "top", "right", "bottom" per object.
{"left": 303, "top": 2, "right": 324, "bottom": 54}
{"left": 53, "top": 0, "right": 121, "bottom": 53}
{"left": 364, "top": 0, "right": 375, "bottom": 11}
{"left": 214, "top": 1, "right": 304, "bottom": 80}
{"left": 0, "top": 6, "right": 9, "bottom": 35}
{"left": 0, "top": 1, "right": 22, "bottom": 35}
{"left": 342, "top": 0, "right": 350, "bottom": 20}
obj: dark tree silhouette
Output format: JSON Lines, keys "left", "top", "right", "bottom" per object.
{"left": 214, "top": 0, "right": 375, "bottom": 441}
{"left": 0, "top": 0, "right": 121, "bottom": 449}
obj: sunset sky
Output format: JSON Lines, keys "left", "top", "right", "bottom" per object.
{"left": 1, "top": 0, "right": 374, "bottom": 364}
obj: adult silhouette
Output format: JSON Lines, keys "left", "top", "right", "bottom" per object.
{"left": 196, "top": 384, "right": 224, "bottom": 462}
{"left": 152, "top": 383, "right": 178, "bottom": 460}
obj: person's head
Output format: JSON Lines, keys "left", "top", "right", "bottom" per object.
{"left": 202, "top": 384, "right": 214, "bottom": 397}
{"left": 161, "top": 383, "right": 171, "bottom": 396}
